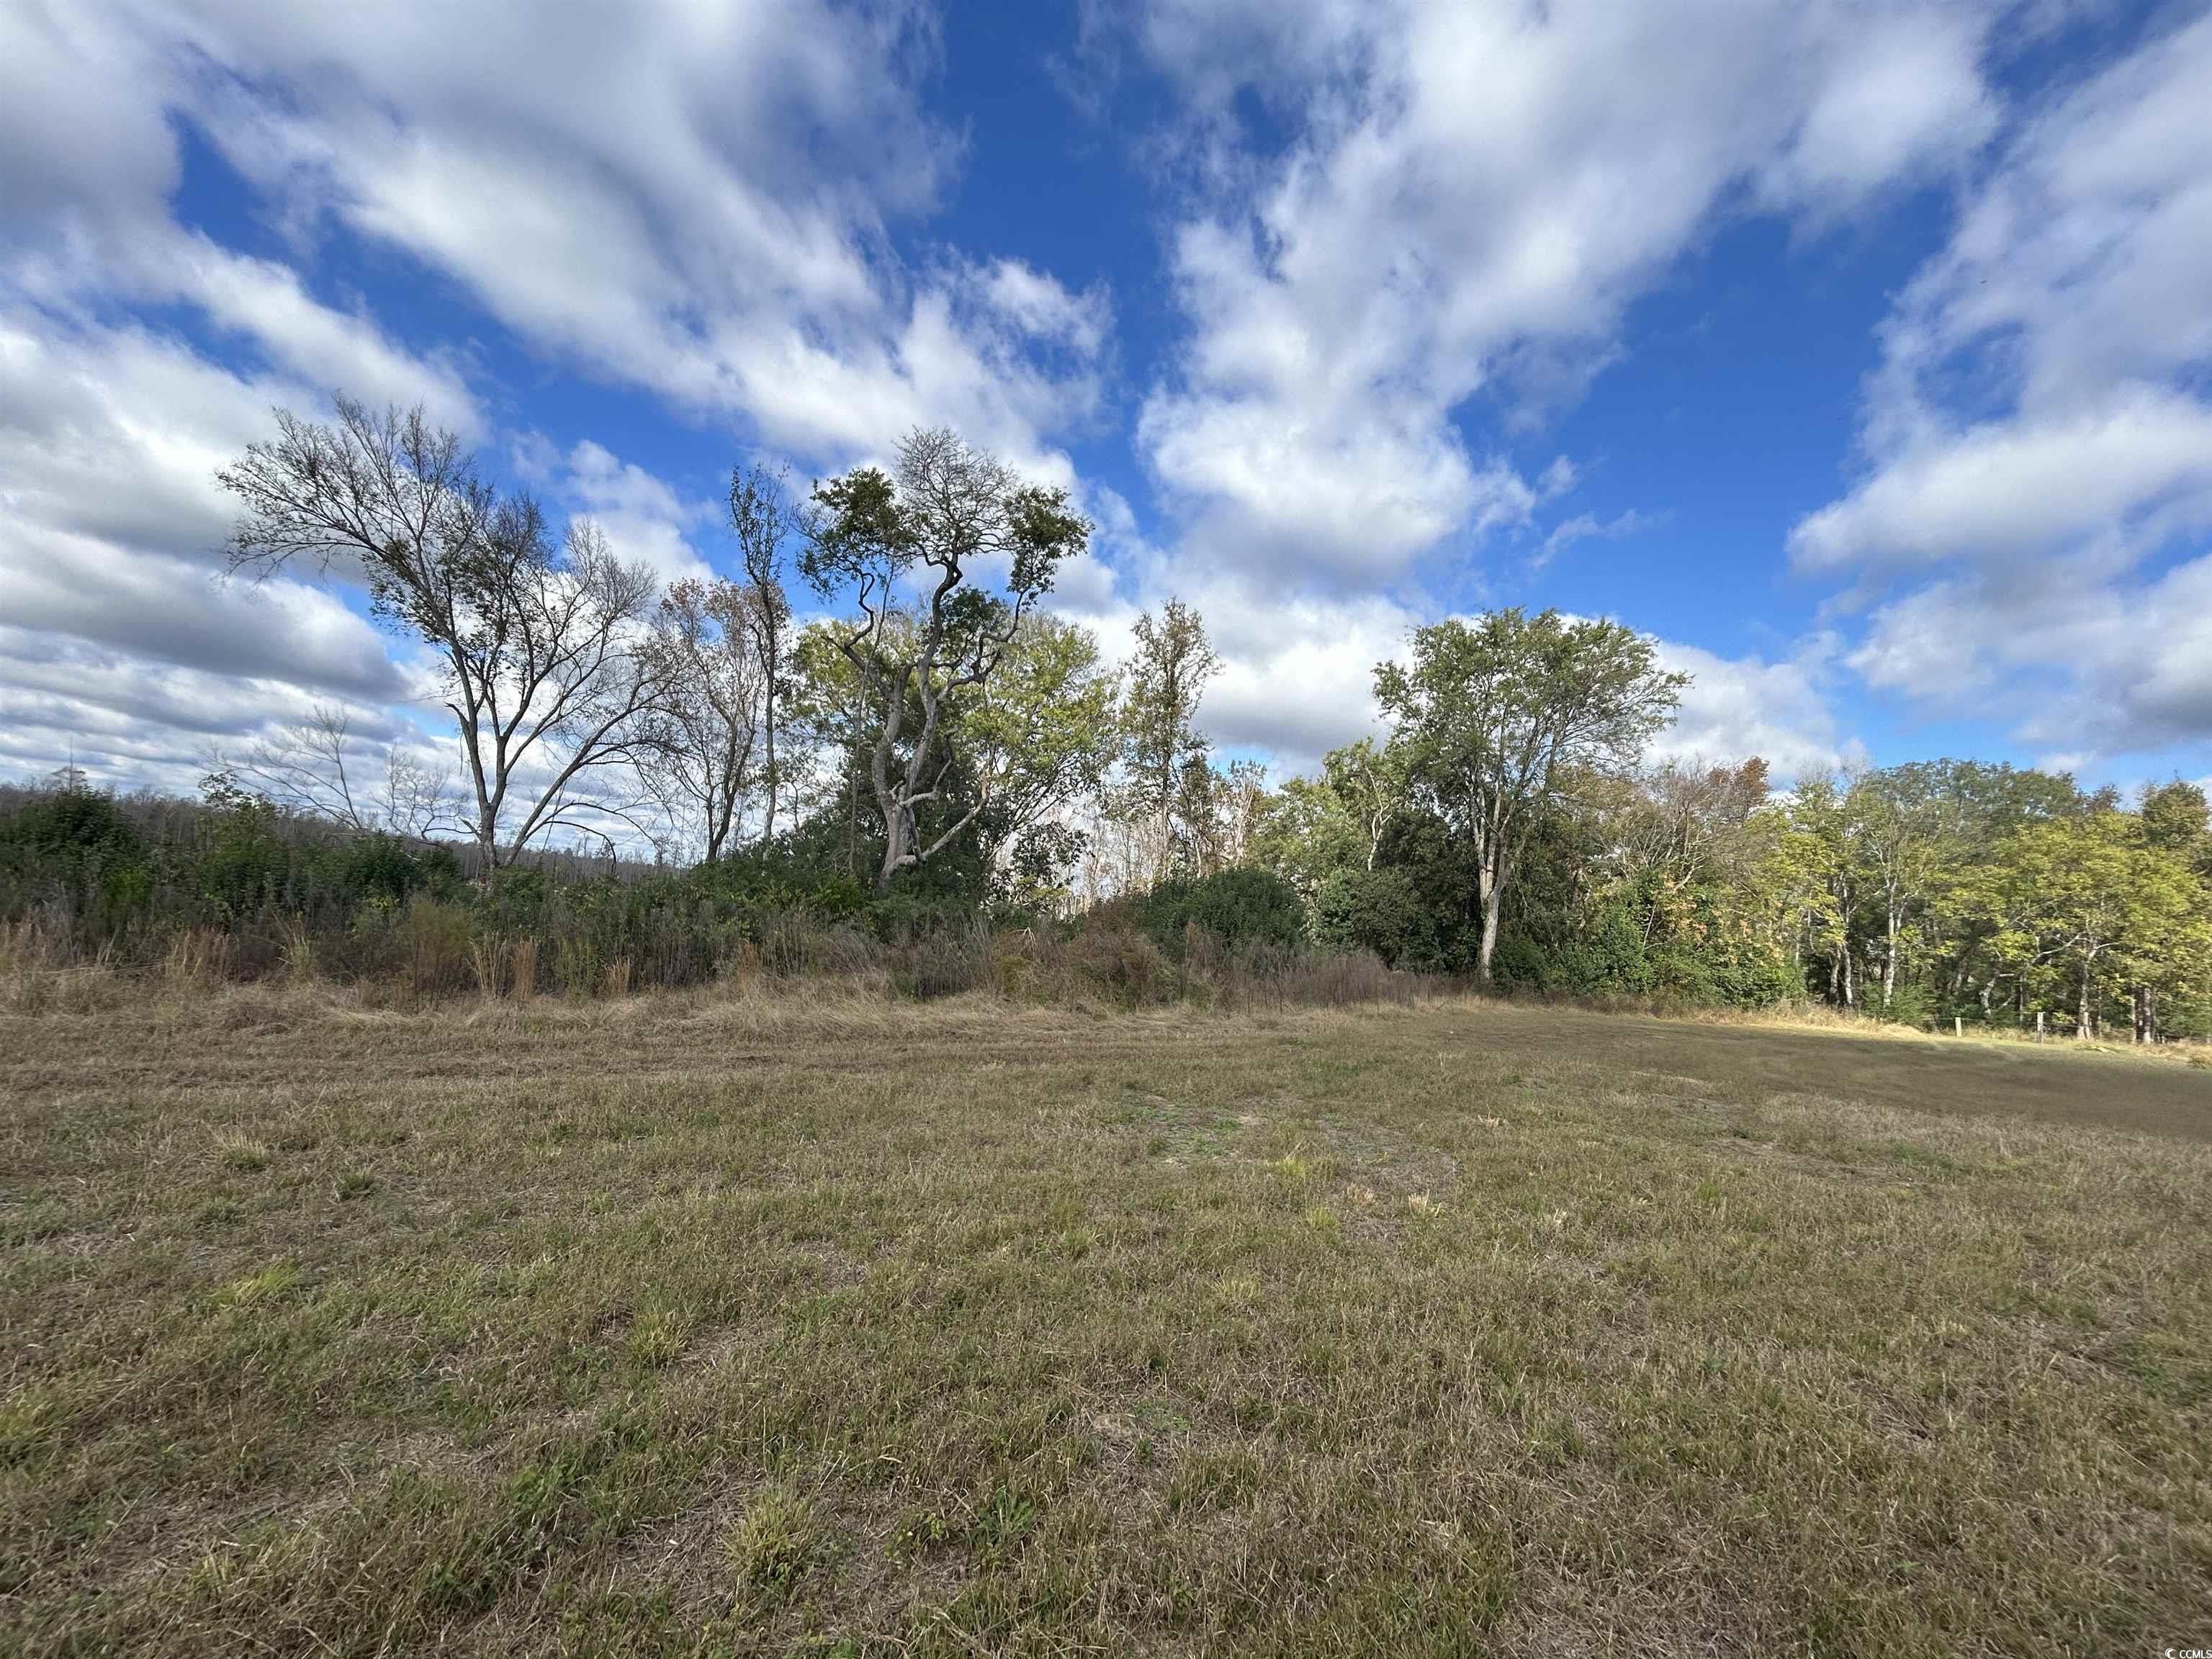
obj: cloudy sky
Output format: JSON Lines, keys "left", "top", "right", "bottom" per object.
{"left": 4, "top": 0, "right": 2209, "bottom": 796}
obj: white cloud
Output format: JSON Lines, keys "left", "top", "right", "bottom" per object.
{"left": 1, "top": 529, "right": 401, "bottom": 701}
{"left": 1068, "top": 0, "right": 2002, "bottom": 769}
{"left": 1130, "top": 0, "right": 2007, "bottom": 585}
{"left": 1652, "top": 637, "right": 1858, "bottom": 783}
{"left": 1753, "top": 8, "right": 1997, "bottom": 210}
{"left": 10, "top": 0, "right": 2201, "bottom": 803}
{"left": 1797, "top": 10, "right": 2212, "bottom": 762}
{"left": 0, "top": 626, "right": 414, "bottom": 795}
{"left": 1055, "top": 527, "right": 1851, "bottom": 783}
{"left": 0, "top": 310, "right": 275, "bottom": 560}
{"left": 0, "top": 4, "right": 179, "bottom": 254}
{"left": 1792, "top": 387, "right": 2212, "bottom": 570}
{"left": 153, "top": 235, "right": 479, "bottom": 433}
{"left": 0, "top": 307, "right": 428, "bottom": 789}
{"left": 557, "top": 441, "right": 714, "bottom": 588}
{"left": 1, "top": 1, "right": 1109, "bottom": 474}
{"left": 119, "top": 0, "right": 1099, "bottom": 471}
{"left": 0, "top": 6, "right": 477, "bottom": 433}
{"left": 1534, "top": 508, "right": 1650, "bottom": 570}
{"left": 0, "top": 0, "right": 1118, "bottom": 798}
{"left": 1853, "top": 554, "right": 2212, "bottom": 764}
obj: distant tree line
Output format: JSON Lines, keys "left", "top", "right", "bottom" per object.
{"left": 5, "top": 400, "right": 2206, "bottom": 1036}
{"left": 1259, "top": 741, "right": 2212, "bottom": 1041}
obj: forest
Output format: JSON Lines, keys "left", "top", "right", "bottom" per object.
{"left": 6, "top": 404, "right": 2208, "bottom": 1040}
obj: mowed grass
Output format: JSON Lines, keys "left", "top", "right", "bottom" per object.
{"left": 3, "top": 991, "right": 2209, "bottom": 1657}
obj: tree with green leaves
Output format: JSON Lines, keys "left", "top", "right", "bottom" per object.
{"left": 1374, "top": 608, "right": 1686, "bottom": 983}
{"left": 964, "top": 613, "right": 1120, "bottom": 873}
{"left": 1325, "top": 738, "right": 1407, "bottom": 873}
{"left": 798, "top": 428, "right": 1088, "bottom": 889}
{"left": 1608, "top": 758, "right": 1769, "bottom": 948}
{"left": 1958, "top": 811, "right": 2204, "bottom": 1038}
{"left": 1251, "top": 738, "right": 1410, "bottom": 902}
{"left": 2141, "top": 779, "right": 2212, "bottom": 876}
{"left": 1845, "top": 763, "right": 1974, "bottom": 1015}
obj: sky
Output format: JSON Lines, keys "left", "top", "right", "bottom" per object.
{"left": 4, "top": 0, "right": 2211, "bottom": 802}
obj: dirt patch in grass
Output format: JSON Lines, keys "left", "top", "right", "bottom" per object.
{"left": 4, "top": 988, "right": 2208, "bottom": 1655}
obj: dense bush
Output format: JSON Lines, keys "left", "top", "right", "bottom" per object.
{"left": 0, "top": 784, "right": 1420, "bottom": 1012}
{"left": 1311, "top": 866, "right": 1449, "bottom": 968}
{"left": 1491, "top": 901, "right": 1646, "bottom": 997}
{"left": 0, "top": 788, "right": 148, "bottom": 922}
{"left": 1131, "top": 867, "right": 1306, "bottom": 958}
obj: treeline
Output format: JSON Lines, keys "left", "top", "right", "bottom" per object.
{"left": 7, "top": 405, "right": 2208, "bottom": 1037}
{"left": 1256, "top": 751, "right": 2212, "bottom": 1041}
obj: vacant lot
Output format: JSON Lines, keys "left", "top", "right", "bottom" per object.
{"left": 4, "top": 991, "right": 2208, "bottom": 1656}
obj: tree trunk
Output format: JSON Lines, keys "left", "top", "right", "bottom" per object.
{"left": 475, "top": 801, "right": 499, "bottom": 881}
{"left": 2078, "top": 961, "right": 2092, "bottom": 1040}
{"left": 762, "top": 699, "right": 776, "bottom": 847}
{"left": 1475, "top": 855, "right": 1503, "bottom": 986}
{"left": 878, "top": 811, "right": 908, "bottom": 890}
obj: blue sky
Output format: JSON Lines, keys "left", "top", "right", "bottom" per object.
{"left": 4, "top": 0, "right": 2210, "bottom": 795}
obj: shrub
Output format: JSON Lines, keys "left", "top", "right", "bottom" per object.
{"left": 0, "top": 782, "right": 1434, "bottom": 1015}
{"left": 0, "top": 788, "right": 146, "bottom": 923}
{"left": 1133, "top": 868, "right": 1305, "bottom": 958}
{"left": 1312, "top": 867, "right": 1428, "bottom": 966}
{"left": 889, "top": 919, "right": 992, "bottom": 998}
{"left": 993, "top": 922, "right": 1172, "bottom": 1007}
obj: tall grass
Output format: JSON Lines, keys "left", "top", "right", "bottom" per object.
{"left": 0, "top": 894, "right": 1426, "bottom": 1015}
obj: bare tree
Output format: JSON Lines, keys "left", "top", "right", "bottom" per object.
{"left": 728, "top": 463, "right": 794, "bottom": 845}
{"left": 1118, "top": 598, "right": 1219, "bottom": 881}
{"left": 1611, "top": 757, "right": 1769, "bottom": 945}
{"left": 217, "top": 705, "right": 462, "bottom": 839}
{"left": 1215, "top": 757, "right": 1268, "bottom": 870}
{"left": 218, "top": 399, "right": 670, "bottom": 868}
{"left": 644, "top": 577, "right": 764, "bottom": 863}
{"left": 799, "top": 427, "right": 1088, "bottom": 888}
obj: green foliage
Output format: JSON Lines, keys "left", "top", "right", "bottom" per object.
{"left": 1493, "top": 899, "right": 1649, "bottom": 998}
{"left": 1115, "top": 599, "right": 1219, "bottom": 878}
{"left": 0, "top": 778, "right": 986, "bottom": 997}
{"left": 994, "top": 821, "right": 1089, "bottom": 918}
{"left": 1249, "top": 721, "right": 2209, "bottom": 1032}
{"left": 796, "top": 429, "right": 1092, "bottom": 888}
{"left": 1132, "top": 868, "right": 1306, "bottom": 958}
{"left": 0, "top": 785, "right": 147, "bottom": 920}
{"left": 1312, "top": 867, "right": 1432, "bottom": 968}
{"left": 1375, "top": 608, "right": 1687, "bottom": 980}
{"left": 0, "top": 785, "right": 145, "bottom": 865}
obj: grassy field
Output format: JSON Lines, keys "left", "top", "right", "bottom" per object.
{"left": 4, "top": 989, "right": 2210, "bottom": 1656}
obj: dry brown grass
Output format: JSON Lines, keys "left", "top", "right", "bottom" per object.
{"left": 4, "top": 986, "right": 2209, "bottom": 1655}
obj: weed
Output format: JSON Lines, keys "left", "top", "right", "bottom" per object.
{"left": 724, "top": 1483, "right": 817, "bottom": 1590}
